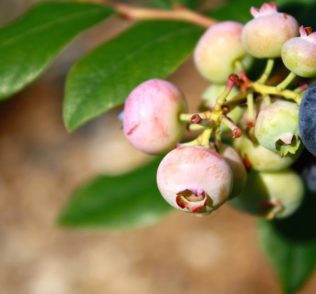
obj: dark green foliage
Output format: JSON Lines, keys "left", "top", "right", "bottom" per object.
{"left": 63, "top": 21, "right": 202, "bottom": 131}
{"left": 58, "top": 158, "right": 172, "bottom": 230}
{"left": 0, "top": 2, "right": 113, "bottom": 100}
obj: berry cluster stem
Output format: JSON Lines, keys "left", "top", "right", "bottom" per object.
{"left": 257, "top": 58, "right": 274, "bottom": 84}
{"left": 276, "top": 72, "right": 297, "bottom": 91}
{"left": 222, "top": 116, "right": 242, "bottom": 138}
{"left": 263, "top": 94, "right": 271, "bottom": 105}
{"left": 214, "top": 74, "right": 239, "bottom": 112}
{"left": 234, "top": 60, "right": 245, "bottom": 73}
{"left": 250, "top": 82, "right": 302, "bottom": 103}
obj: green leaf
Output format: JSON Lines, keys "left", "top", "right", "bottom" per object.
{"left": 208, "top": 0, "right": 266, "bottom": 22}
{"left": 277, "top": 1, "right": 316, "bottom": 28}
{"left": 63, "top": 21, "right": 203, "bottom": 131}
{"left": 277, "top": 0, "right": 316, "bottom": 6}
{"left": 149, "top": 0, "right": 202, "bottom": 9}
{"left": 58, "top": 158, "right": 172, "bottom": 230}
{"left": 177, "top": 0, "right": 202, "bottom": 9}
{"left": 0, "top": 2, "right": 113, "bottom": 100}
{"left": 208, "top": 0, "right": 314, "bottom": 24}
{"left": 149, "top": 0, "right": 173, "bottom": 9}
{"left": 258, "top": 190, "right": 316, "bottom": 294}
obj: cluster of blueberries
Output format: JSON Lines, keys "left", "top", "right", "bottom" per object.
{"left": 121, "top": 2, "right": 316, "bottom": 219}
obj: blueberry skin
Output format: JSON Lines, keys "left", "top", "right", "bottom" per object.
{"left": 299, "top": 82, "right": 316, "bottom": 156}
{"left": 293, "top": 148, "right": 316, "bottom": 193}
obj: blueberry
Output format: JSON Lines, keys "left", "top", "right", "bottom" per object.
{"left": 123, "top": 79, "right": 187, "bottom": 154}
{"left": 194, "top": 21, "right": 251, "bottom": 83}
{"left": 156, "top": 146, "right": 233, "bottom": 214}
{"left": 299, "top": 82, "right": 316, "bottom": 157}
{"left": 293, "top": 148, "right": 316, "bottom": 193}
{"left": 230, "top": 169, "right": 304, "bottom": 219}
{"left": 242, "top": 2, "right": 298, "bottom": 58}
{"left": 281, "top": 27, "right": 316, "bottom": 78}
{"left": 255, "top": 100, "right": 300, "bottom": 156}
{"left": 233, "top": 136, "right": 298, "bottom": 172}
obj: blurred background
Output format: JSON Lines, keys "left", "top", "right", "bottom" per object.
{"left": 0, "top": 0, "right": 315, "bottom": 293}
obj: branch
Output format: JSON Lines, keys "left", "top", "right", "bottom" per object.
{"left": 92, "top": 1, "right": 216, "bottom": 28}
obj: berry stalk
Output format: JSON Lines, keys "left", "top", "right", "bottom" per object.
{"left": 257, "top": 58, "right": 274, "bottom": 84}
{"left": 250, "top": 82, "right": 302, "bottom": 103}
{"left": 276, "top": 71, "right": 297, "bottom": 91}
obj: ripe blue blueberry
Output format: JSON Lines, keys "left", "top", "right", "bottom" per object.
{"left": 299, "top": 82, "right": 316, "bottom": 157}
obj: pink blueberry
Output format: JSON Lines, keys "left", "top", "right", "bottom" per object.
{"left": 242, "top": 2, "right": 298, "bottom": 58}
{"left": 156, "top": 145, "right": 233, "bottom": 214}
{"left": 194, "top": 21, "right": 250, "bottom": 83}
{"left": 123, "top": 79, "right": 187, "bottom": 154}
{"left": 282, "top": 26, "right": 316, "bottom": 77}
{"left": 220, "top": 145, "right": 247, "bottom": 198}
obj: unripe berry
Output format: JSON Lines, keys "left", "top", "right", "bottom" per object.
{"left": 194, "top": 21, "right": 250, "bottom": 83}
{"left": 220, "top": 145, "right": 247, "bottom": 198}
{"left": 299, "top": 82, "right": 316, "bottom": 156}
{"left": 234, "top": 136, "right": 297, "bottom": 172}
{"left": 255, "top": 100, "right": 300, "bottom": 156}
{"left": 242, "top": 2, "right": 298, "bottom": 58}
{"left": 230, "top": 170, "right": 304, "bottom": 219}
{"left": 282, "top": 26, "right": 316, "bottom": 78}
{"left": 123, "top": 79, "right": 187, "bottom": 154}
{"left": 156, "top": 146, "right": 233, "bottom": 213}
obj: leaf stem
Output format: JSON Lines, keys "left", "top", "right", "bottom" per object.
{"left": 97, "top": 1, "right": 216, "bottom": 27}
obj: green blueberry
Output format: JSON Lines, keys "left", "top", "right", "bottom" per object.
{"left": 281, "top": 26, "right": 316, "bottom": 78}
{"left": 234, "top": 135, "right": 298, "bottom": 172}
{"left": 230, "top": 169, "right": 304, "bottom": 219}
{"left": 255, "top": 100, "right": 300, "bottom": 156}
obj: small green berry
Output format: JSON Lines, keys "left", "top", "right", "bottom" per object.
{"left": 230, "top": 169, "right": 304, "bottom": 219}
{"left": 255, "top": 100, "right": 300, "bottom": 156}
{"left": 281, "top": 26, "right": 316, "bottom": 78}
{"left": 234, "top": 136, "right": 298, "bottom": 172}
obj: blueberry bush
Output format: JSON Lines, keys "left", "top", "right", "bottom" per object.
{"left": 1, "top": 0, "right": 316, "bottom": 292}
